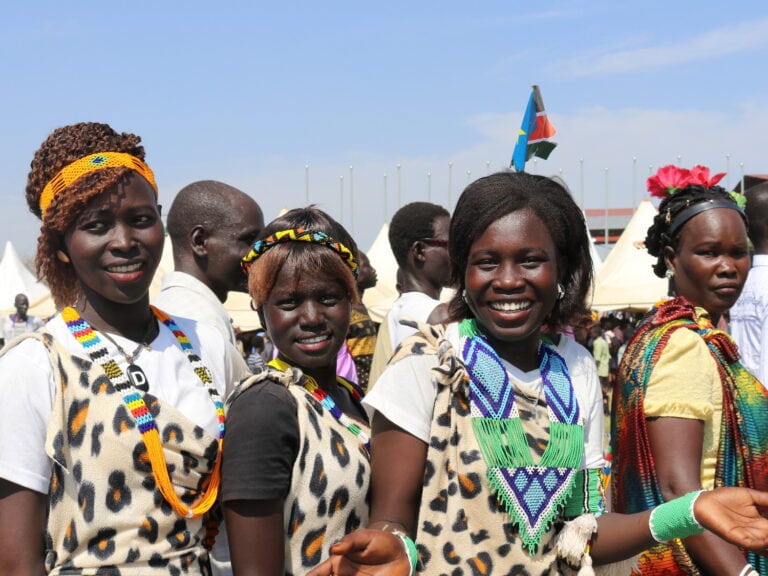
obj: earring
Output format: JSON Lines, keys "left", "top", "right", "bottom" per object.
{"left": 665, "top": 268, "right": 674, "bottom": 279}
{"left": 557, "top": 284, "right": 565, "bottom": 300}
{"left": 56, "top": 250, "right": 70, "bottom": 263}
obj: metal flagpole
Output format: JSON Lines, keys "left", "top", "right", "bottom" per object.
{"left": 339, "top": 175, "right": 344, "bottom": 223}
{"left": 304, "top": 164, "right": 309, "bottom": 205}
{"left": 383, "top": 173, "right": 388, "bottom": 220}
{"left": 349, "top": 165, "right": 354, "bottom": 235}
{"left": 604, "top": 167, "right": 609, "bottom": 246}
{"left": 726, "top": 154, "right": 731, "bottom": 189}
{"left": 579, "top": 158, "right": 584, "bottom": 209}
{"left": 396, "top": 164, "right": 402, "bottom": 209}
{"left": 427, "top": 171, "right": 432, "bottom": 202}
{"left": 632, "top": 157, "right": 637, "bottom": 208}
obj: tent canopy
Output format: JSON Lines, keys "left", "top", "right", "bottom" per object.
{"left": 0, "top": 241, "right": 56, "bottom": 318}
{"left": 590, "top": 199, "right": 668, "bottom": 312}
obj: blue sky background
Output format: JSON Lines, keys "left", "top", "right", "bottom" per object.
{"left": 2, "top": 1, "right": 768, "bottom": 259}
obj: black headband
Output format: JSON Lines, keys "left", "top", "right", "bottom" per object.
{"left": 669, "top": 199, "right": 745, "bottom": 236}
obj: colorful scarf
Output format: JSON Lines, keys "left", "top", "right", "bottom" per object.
{"left": 612, "top": 297, "right": 768, "bottom": 575}
{"left": 459, "top": 318, "right": 585, "bottom": 553}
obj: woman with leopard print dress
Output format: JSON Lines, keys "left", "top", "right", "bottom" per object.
{"left": 221, "top": 207, "right": 371, "bottom": 576}
{"left": 309, "top": 171, "right": 768, "bottom": 576}
{"left": 0, "top": 122, "right": 247, "bottom": 575}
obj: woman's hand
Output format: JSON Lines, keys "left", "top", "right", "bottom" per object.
{"left": 695, "top": 488, "right": 768, "bottom": 551}
{"left": 305, "top": 529, "right": 411, "bottom": 576}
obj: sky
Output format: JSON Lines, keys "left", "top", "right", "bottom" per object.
{"left": 2, "top": 1, "right": 768, "bottom": 261}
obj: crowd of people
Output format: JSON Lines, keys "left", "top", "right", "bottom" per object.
{"left": 1, "top": 122, "right": 768, "bottom": 576}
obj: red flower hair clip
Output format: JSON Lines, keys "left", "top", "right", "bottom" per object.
{"left": 647, "top": 164, "right": 726, "bottom": 199}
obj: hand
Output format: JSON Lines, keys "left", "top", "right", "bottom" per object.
{"left": 305, "top": 529, "right": 411, "bottom": 576}
{"left": 695, "top": 487, "right": 768, "bottom": 550}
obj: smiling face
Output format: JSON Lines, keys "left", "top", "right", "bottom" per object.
{"left": 665, "top": 207, "right": 750, "bottom": 321}
{"left": 63, "top": 172, "right": 164, "bottom": 308}
{"left": 464, "top": 209, "right": 559, "bottom": 370}
{"left": 261, "top": 260, "right": 351, "bottom": 375}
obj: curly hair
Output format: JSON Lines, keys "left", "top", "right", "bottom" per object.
{"left": 388, "top": 202, "right": 450, "bottom": 267}
{"left": 25, "top": 122, "right": 149, "bottom": 307}
{"left": 447, "top": 171, "right": 593, "bottom": 331}
{"left": 247, "top": 206, "right": 360, "bottom": 310}
{"left": 645, "top": 185, "right": 743, "bottom": 278}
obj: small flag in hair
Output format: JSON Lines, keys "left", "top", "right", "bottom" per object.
{"left": 511, "top": 85, "right": 557, "bottom": 172}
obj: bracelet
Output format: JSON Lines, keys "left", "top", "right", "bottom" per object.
{"left": 649, "top": 490, "right": 705, "bottom": 543}
{"left": 739, "top": 564, "right": 759, "bottom": 576}
{"left": 381, "top": 528, "right": 417, "bottom": 576}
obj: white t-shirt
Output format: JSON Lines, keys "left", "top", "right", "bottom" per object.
{"left": 730, "top": 254, "right": 768, "bottom": 386}
{"left": 364, "top": 324, "right": 605, "bottom": 470}
{"left": 0, "top": 313, "right": 248, "bottom": 494}
{"left": 386, "top": 291, "right": 441, "bottom": 350}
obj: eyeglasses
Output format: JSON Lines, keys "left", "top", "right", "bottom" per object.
{"left": 421, "top": 238, "right": 448, "bottom": 248}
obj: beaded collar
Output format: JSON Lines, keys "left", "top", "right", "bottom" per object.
{"left": 61, "top": 305, "right": 225, "bottom": 519}
{"left": 459, "top": 318, "right": 584, "bottom": 553}
{"left": 268, "top": 357, "right": 370, "bottom": 455}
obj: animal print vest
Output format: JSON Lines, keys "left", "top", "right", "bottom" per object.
{"left": 227, "top": 366, "right": 371, "bottom": 575}
{"left": 31, "top": 331, "right": 219, "bottom": 575}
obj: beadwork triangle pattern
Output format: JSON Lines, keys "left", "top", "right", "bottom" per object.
{"left": 463, "top": 336, "right": 516, "bottom": 419}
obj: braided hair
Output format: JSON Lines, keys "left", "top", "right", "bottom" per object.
{"left": 25, "top": 122, "right": 148, "bottom": 307}
{"left": 447, "top": 171, "right": 593, "bottom": 331}
{"left": 645, "top": 184, "right": 740, "bottom": 278}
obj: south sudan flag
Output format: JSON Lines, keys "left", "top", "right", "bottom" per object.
{"left": 511, "top": 85, "right": 557, "bottom": 172}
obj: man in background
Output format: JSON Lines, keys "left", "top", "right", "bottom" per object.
{"left": 730, "top": 182, "right": 768, "bottom": 385}
{"left": 0, "top": 293, "right": 44, "bottom": 347}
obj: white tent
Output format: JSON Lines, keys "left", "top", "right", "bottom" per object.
{"left": 590, "top": 199, "right": 668, "bottom": 311}
{"left": 362, "top": 224, "right": 399, "bottom": 324}
{"left": 0, "top": 241, "right": 56, "bottom": 318}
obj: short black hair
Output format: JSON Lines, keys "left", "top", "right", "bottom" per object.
{"left": 447, "top": 171, "right": 593, "bottom": 331}
{"left": 745, "top": 182, "right": 768, "bottom": 248}
{"left": 388, "top": 202, "right": 450, "bottom": 267}
{"left": 645, "top": 184, "right": 742, "bottom": 278}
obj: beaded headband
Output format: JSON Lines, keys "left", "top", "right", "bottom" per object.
{"left": 39, "top": 151, "right": 158, "bottom": 219}
{"left": 241, "top": 227, "right": 358, "bottom": 277}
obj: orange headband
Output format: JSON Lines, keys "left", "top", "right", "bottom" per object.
{"left": 39, "top": 151, "right": 158, "bottom": 218}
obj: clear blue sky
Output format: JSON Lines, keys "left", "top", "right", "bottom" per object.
{"left": 3, "top": 1, "right": 767, "bottom": 259}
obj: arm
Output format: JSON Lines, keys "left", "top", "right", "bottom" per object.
{"left": 0, "top": 479, "right": 46, "bottom": 576}
{"left": 224, "top": 499, "right": 284, "bottom": 576}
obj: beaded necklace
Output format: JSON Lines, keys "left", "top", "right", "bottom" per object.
{"left": 268, "top": 357, "right": 370, "bottom": 455}
{"left": 459, "top": 318, "right": 584, "bottom": 553}
{"left": 61, "top": 305, "right": 225, "bottom": 519}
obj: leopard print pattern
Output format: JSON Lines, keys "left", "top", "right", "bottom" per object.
{"left": 390, "top": 322, "right": 585, "bottom": 576}
{"left": 227, "top": 366, "right": 371, "bottom": 575}
{"left": 29, "top": 331, "right": 219, "bottom": 575}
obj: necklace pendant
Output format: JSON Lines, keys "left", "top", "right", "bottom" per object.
{"left": 127, "top": 363, "right": 149, "bottom": 392}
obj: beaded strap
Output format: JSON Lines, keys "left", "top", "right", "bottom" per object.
{"left": 268, "top": 357, "right": 370, "bottom": 455}
{"left": 61, "top": 306, "right": 224, "bottom": 519}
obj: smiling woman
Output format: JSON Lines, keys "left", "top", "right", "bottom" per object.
{"left": 0, "top": 122, "right": 247, "bottom": 575}
{"left": 221, "top": 207, "right": 370, "bottom": 576}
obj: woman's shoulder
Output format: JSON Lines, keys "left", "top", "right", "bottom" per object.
{"left": 227, "top": 366, "right": 299, "bottom": 408}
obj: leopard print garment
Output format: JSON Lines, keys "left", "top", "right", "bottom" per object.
{"left": 226, "top": 366, "right": 371, "bottom": 575}
{"left": 32, "top": 331, "right": 219, "bottom": 575}
{"left": 388, "top": 323, "right": 593, "bottom": 576}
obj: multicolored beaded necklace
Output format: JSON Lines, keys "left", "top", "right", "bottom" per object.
{"left": 61, "top": 305, "right": 225, "bottom": 519}
{"left": 268, "top": 357, "right": 370, "bottom": 455}
{"left": 459, "top": 318, "right": 584, "bottom": 553}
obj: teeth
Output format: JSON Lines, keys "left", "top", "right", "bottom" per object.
{"left": 490, "top": 301, "right": 531, "bottom": 312}
{"left": 299, "top": 335, "right": 330, "bottom": 344}
{"left": 108, "top": 263, "right": 142, "bottom": 273}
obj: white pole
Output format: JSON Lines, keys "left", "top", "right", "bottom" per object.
{"left": 349, "top": 166, "right": 354, "bottom": 234}
{"left": 604, "top": 167, "right": 609, "bottom": 246}
{"left": 533, "top": 158, "right": 538, "bottom": 174}
{"left": 396, "top": 163, "right": 402, "bottom": 208}
{"left": 466, "top": 170, "right": 472, "bottom": 185}
{"left": 676, "top": 155, "right": 682, "bottom": 166}
{"left": 383, "top": 173, "right": 388, "bottom": 220}
{"left": 648, "top": 164, "right": 654, "bottom": 176}
{"left": 726, "top": 154, "right": 731, "bottom": 189}
{"left": 632, "top": 157, "right": 637, "bottom": 208}
{"left": 740, "top": 162, "right": 745, "bottom": 193}
{"left": 427, "top": 171, "right": 432, "bottom": 202}
{"left": 304, "top": 164, "right": 309, "bottom": 205}
{"left": 448, "top": 162, "right": 453, "bottom": 208}
{"left": 339, "top": 175, "right": 344, "bottom": 222}
{"left": 485, "top": 160, "right": 491, "bottom": 175}
{"left": 579, "top": 158, "right": 584, "bottom": 209}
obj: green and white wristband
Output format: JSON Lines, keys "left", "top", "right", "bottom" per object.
{"left": 390, "top": 530, "right": 418, "bottom": 576}
{"left": 649, "top": 489, "right": 705, "bottom": 543}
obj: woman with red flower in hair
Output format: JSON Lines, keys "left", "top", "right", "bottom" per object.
{"left": 612, "top": 165, "right": 768, "bottom": 575}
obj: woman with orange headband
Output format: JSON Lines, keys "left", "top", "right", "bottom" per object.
{"left": 221, "top": 207, "right": 371, "bottom": 575}
{"left": 0, "top": 122, "right": 247, "bottom": 575}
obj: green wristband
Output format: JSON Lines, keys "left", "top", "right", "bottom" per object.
{"left": 649, "top": 490, "right": 705, "bottom": 543}
{"left": 391, "top": 530, "right": 418, "bottom": 576}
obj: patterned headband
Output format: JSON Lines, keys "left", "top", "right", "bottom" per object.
{"left": 39, "top": 151, "right": 158, "bottom": 219}
{"left": 669, "top": 199, "right": 746, "bottom": 236}
{"left": 241, "top": 228, "right": 358, "bottom": 277}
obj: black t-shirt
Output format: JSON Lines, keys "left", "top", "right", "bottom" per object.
{"left": 221, "top": 379, "right": 300, "bottom": 502}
